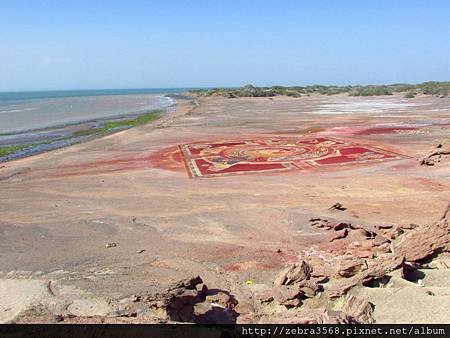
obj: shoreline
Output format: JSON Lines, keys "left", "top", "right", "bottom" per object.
{"left": 0, "top": 94, "right": 194, "bottom": 163}
{"left": 0, "top": 94, "right": 177, "bottom": 135}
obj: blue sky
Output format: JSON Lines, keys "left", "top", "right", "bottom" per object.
{"left": 1, "top": 0, "right": 449, "bottom": 91}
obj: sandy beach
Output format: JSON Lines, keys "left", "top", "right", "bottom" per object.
{"left": 0, "top": 94, "right": 449, "bottom": 324}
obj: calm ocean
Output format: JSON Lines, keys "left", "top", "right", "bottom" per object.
{"left": 0, "top": 88, "right": 194, "bottom": 133}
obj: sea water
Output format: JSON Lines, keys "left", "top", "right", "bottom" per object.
{"left": 0, "top": 88, "right": 191, "bottom": 133}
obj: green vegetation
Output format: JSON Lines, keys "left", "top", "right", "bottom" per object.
{"left": 105, "top": 110, "right": 162, "bottom": 129}
{"left": 404, "top": 91, "right": 416, "bottom": 98}
{"left": 0, "top": 144, "right": 35, "bottom": 158}
{"left": 190, "top": 81, "right": 450, "bottom": 98}
{"left": 349, "top": 86, "right": 393, "bottom": 96}
{"left": 72, "top": 128, "right": 101, "bottom": 137}
{"left": 418, "top": 81, "right": 450, "bottom": 96}
{"left": 0, "top": 136, "right": 73, "bottom": 158}
{"left": 73, "top": 110, "right": 162, "bottom": 138}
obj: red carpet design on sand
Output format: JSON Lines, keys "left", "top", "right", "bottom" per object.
{"left": 178, "top": 137, "right": 406, "bottom": 178}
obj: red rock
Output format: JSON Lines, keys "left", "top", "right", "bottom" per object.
{"left": 399, "top": 223, "right": 418, "bottom": 230}
{"left": 393, "top": 219, "right": 449, "bottom": 262}
{"left": 419, "top": 146, "right": 450, "bottom": 166}
{"left": 374, "top": 224, "right": 394, "bottom": 230}
{"left": 297, "top": 279, "right": 321, "bottom": 298}
{"left": 328, "top": 255, "right": 405, "bottom": 298}
{"left": 372, "top": 235, "right": 390, "bottom": 246}
{"left": 274, "top": 260, "right": 312, "bottom": 286}
{"left": 256, "top": 291, "right": 274, "bottom": 304}
{"left": 384, "top": 227, "right": 404, "bottom": 240}
{"left": 272, "top": 286, "right": 303, "bottom": 308}
{"left": 356, "top": 250, "right": 374, "bottom": 259}
{"left": 147, "top": 275, "right": 241, "bottom": 323}
{"left": 356, "top": 227, "right": 372, "bottom": 237}
{"left": 205, "top": 290, "right": 235, "bottom": 309}
{"left": 168, "top": 276, "right": 203, "bottom": 291}
{"left": 348, "top": 228, "right": 373, "bottom": 242}
{"left": 330, "top": 228, "right": 348, "bottom": 242}
{"left": 333, "top": 222, "right": 350, "bottom": 231}
{"left": 335, "top": 259, "right": 366, "bottom": 278}
{"left": 258, "top": 309, "right": 356, "bottom": 324}
{"left": 309, "top": 257, "right": 334, "bottom": 278}
{"left": 374, "top": 242, "right": 391, "bottom": 255}
{"left": 310, "top": 275, "right": 329, "bottom": 284}
{"left": 341, "top": 295, "right": 374, "bottom": 324}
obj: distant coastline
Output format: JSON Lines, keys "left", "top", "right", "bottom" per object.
{"left": 0, "top": 89, "right": 195, "bottom": 163}
{"left": 0, "top": 88, "right": 198, "bottom": 101}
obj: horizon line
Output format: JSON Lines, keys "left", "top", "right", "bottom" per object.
{"left": 1, "top": 80, "right": 449, "bottom": 94}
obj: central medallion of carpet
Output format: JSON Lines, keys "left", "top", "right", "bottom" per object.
{"left": 178, "top": 136, "right": 406, "bottom": 178}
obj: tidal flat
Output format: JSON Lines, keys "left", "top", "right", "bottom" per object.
{"left": 0, "top": 109, "right": 166, "bottom": 162}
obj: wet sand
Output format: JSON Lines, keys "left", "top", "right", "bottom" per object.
{"left": 0, "top": 94, "right": 448, "bottom": 323}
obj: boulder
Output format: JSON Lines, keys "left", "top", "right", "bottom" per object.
{"left": 258, "top": 309, "right": 357, "bottom": 324}
{"left": 341, "top": 295, "right": 374, "bottom": 324}
{"left": 419, "top": 145, "right": 450, "bottom": 166}
{"left": 272, "top": 286, "right": 303, "bottom": 308}
{"left": 335, "top": 259, "right": 366, "bottom": 278}
{"left": 393, "top": 219, "right": 449, "bottom": 262}
{"left": 274, "top": 260, "right": 312, "bottom": 286}
{"left": 329, "top": 255, "right": 405, "bottom": 298}
{"left": 330, "top": 228, "right": 348, "bottom": 242}
{"left": 333, "top": 222, "right": 350, "bottom": 231}
{"left": 372, "top": 235, "right": 391, "bottom": 246}
{"left": 297, "top": 279, "right": 321, "bottom": 298}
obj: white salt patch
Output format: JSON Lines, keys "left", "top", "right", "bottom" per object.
{"left": 312, "top": 99, "right": 426, "bottom": 115}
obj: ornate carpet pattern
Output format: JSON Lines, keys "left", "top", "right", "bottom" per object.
{"left": 178, "top": 136, "right": 406, "bottom": 178}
